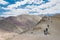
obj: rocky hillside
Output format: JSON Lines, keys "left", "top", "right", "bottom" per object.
{"left": 0, "top": 14, "right": 60, "bottom": 40}
{"left": 0, "top": 15, "right": 42, "bottom": 34}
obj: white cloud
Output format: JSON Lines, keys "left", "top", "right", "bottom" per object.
{"left": 0, "top": 0, "right": 60, "bottom": 17}
{"left": 26, "top": 0, "right": 43, "bottom": 4}
{"left": 7, "top": 1, "right": 27, "bottom": 9}
{"left": 7, "top": 0, "right": 43, "bottom": 9}
{"left": 0, "top": 0, "right": 8, "bottom": 5}
{"left": 26, "top": 0, "right": 60, "bottom": 14}
{"left": 0, "top": 8, "right": 29, "bottom": 17}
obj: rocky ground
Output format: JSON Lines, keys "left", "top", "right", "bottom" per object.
{"left": 0, "top": 14, "right": 60, "bottom": 40}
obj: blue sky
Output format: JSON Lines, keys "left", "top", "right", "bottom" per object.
{"left": 0, "top": 0, "right": 60, "bottom": 17}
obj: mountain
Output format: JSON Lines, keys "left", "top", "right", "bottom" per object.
{"left": 0, "top": 14, "right": 60, "bottom": 34}
{"left": 0, "top": 14, "right": 60, "bottom": 40}
{"left": 0, "top": 17, "right": 4, "bottom": 20}
{"left": 0, "top": 15, "right": 42, "bottom": 34}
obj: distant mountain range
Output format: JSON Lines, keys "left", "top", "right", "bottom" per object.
{"left": 0, "top": 15, "right": 43, "bottom": 34}
{"left": 0, "top": 14, "right": 60, "bottom": 34}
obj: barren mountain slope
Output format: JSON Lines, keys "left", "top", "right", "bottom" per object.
{"left": 10, "top": 14, "right": 60, "bottom": 40}
{"left": 0, "top": 14, "right": 60, "bottom": 40}
{"left": 0, "top": 15, "right": 42, "bottom": 33}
